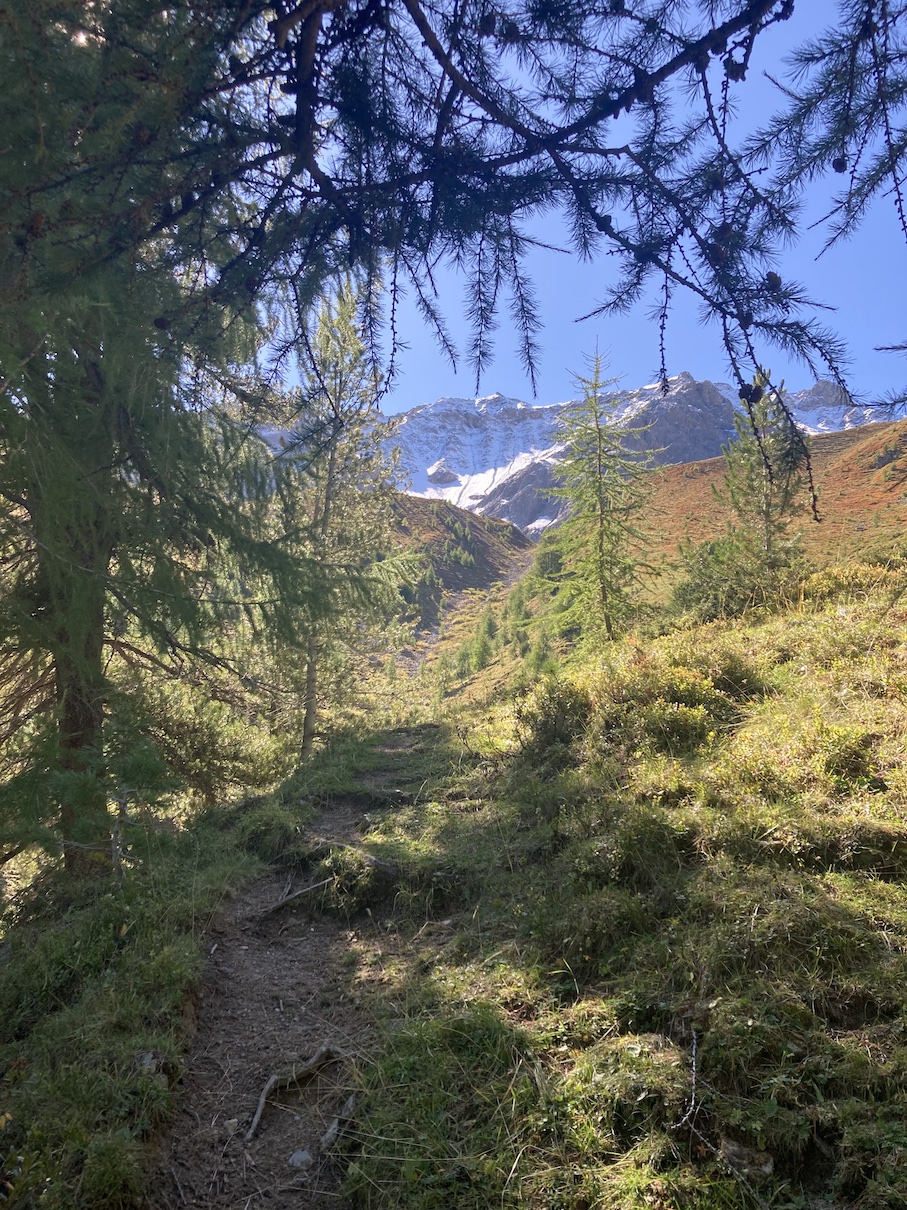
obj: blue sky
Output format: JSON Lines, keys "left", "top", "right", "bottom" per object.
{"left": 380, "top": 4, "right": 904, "bottom": 415}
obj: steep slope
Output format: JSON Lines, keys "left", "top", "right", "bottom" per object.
{"left": 391, "top": 418, "right": 907, "bottom": 639}
{"left": 392, "top": 496, "right": 532, "bottom": 592}
{"left": 385, "top": 374, "right": 877, "bottom": 534}
{"left": 642, "top": 417, "right": 907, "bottom": 571}
{"left": 391, "top": 495, "right": 533, "bottom": 630}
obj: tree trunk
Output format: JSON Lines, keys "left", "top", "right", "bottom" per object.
{"left": 54, "top": 566, "right": 111, "bottom": 876}
{"left": 301, "top": 426, "right": 337, "bottom": 761}
{"left": 33, "top": 342, "right": 118, "bottom": 875}
{"left": 301, "top": 631, "right": 318, "bottom": 760}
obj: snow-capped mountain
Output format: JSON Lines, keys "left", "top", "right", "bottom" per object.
{"left": 383, "top": 373, "right": 877, "bottom": 535}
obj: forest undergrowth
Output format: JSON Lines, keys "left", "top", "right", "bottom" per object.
{"left": 4, "top": 570, "right": 907, "bottom": 1208}
{"left": 338, "top": 579, "right": 907, "bottom": 1210}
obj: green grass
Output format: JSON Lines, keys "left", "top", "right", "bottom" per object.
{"left": 334, "top": 592, "right": 907, "bottom": 1210}
{"left": 6, "top": 571, "right": 907, "bottom": 1208}
{"left": 0, "top": 816, "right": 261, "bottom": 1208}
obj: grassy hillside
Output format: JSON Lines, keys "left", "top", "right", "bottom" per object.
{"left": 645, "top": 418, "right": 907, "bottom": 573}
{"left": 392, "top": 495, "right": 533, "bottom": 631}
{"left": 339, "top": 587, "right": 907, "bottom": 1210}
{"left": 393, "top": 496, "right": 533, "bottom": 590}
{"left": 393, "top": 417, "right": 907, "bottom": 674}
{"left": 4, "top": 425, "right": 907, "bottom": 1208}
{"left": 327, "top": 427, "right": 907, "bottom": 1208}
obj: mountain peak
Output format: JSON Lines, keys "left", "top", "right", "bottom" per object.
{"left": 384, "top": 375, "right": 878, "bottom": 535}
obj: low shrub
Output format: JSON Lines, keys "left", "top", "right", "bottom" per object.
{"left": 514, "top": 676, "right": 593, "bottom": 759}
{"left": 802, "top": 562, "right": 907, "bottom": 604}
{"left": 581, "top": 654, "right": 744, "bottom": 759}
{"left": 234, "top": 797, "right": 305, "bottom": 861}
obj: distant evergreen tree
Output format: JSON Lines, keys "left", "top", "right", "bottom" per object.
{"left": 524, "top": 624, "right": 555, "bottom": 679}
{"left": 286, "top": 285, "right": 405, "bottom": 758}
{"left": 674, "top": 373, "right": 811, "bottom": 619}
{"left": 547, "top": 356, "right": 653, "bottom": 642}
{"left": 724, "top": 373, "right": 810, "bottom": 564}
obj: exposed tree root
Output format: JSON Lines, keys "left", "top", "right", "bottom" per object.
{"left": 244, "top": 1045, "right": 346, "bottom": 1144}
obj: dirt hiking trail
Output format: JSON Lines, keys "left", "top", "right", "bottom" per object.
{"left": 149, "top": 725, "right": 440, "bottom": 1210}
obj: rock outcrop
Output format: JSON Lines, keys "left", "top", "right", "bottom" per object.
{"left": 383, "top": 374, "right": 877, "bottom": 535}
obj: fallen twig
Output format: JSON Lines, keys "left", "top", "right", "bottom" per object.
{"left": 320, "top": 1092, "right": 357, "bottom": 1150}
{"left": 244, "top": 1045, "right": 345, "bottom": 1143}
{"left": 256, "top": 877, "right": 334, "bottom": 918}
{"left": 168, "top": 1164, "right": 186, "bottom": 1206}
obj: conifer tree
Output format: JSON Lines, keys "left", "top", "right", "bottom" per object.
{"left": 0, "top": 6, "right": 321, "bottom": 870}
{"left": 0, "top": 324, "right": 321, "bottom": 869}
{"left": 674, "top": 373, "right": 810, "bottom": 619}
{"left": 724, "top": 373, "right": 809, "bottom": 565}
{"left": 7, "top": 2, "right": 895, "bottom": 405}
{"left": 548, "top": 356, "right": 653, "bottom": 642}
{"left": 4, "top": 0, "right": 907, "bottom": 871}
{"left": 284, "top": 286, "right": 404, "bottom": 758}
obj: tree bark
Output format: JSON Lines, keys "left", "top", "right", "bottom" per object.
{"left": 301, "top": 630, "right": 318, "bottom": 760}
{"left": 33, "top": 340, "right": 117, "bottom": 876}
{"left": 53, "top": 556, "right": 111, "bottom": 876}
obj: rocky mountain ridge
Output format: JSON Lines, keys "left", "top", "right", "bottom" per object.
{"left": 384, "top": 373, "right": 877, "bottom": 534}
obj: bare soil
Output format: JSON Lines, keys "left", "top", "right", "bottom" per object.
{"left": 147, "top": 729, "right": 436, "bottom": 1210}
{"left": 149, "top": 843, "right": 362, "bottom": 1207}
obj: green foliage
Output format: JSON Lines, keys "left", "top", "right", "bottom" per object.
{"left": 523, "top": 624, "right": 556, "bottom": 679}
{"left": 1, "top": 2, "right": 900, "bottom": 872}
{"left": 233, "top": 798, "right": 306, "bottom": 863}
{"left": 344, "top": 1005, "right": 538, "bottom": 1210}
{"left": 0, "top": 813, "right": 262, "bottom": 1207}
{"left": 514, "top": 676, "right": 593, "bottom": 759}
{"left": 78, "top": 1134, "right": 144, "bottom": 1210}
{"left": 674, "top": 532, "right": 796, "bottom": 620}
{"left": 4, "top": 0, "right": 907, "bottom": 1198}
{"left": 344, "top": 585, "right": 907, "bottom": 1210}
{"left": 399, "top": 560, "right": 443, "bottom": 630}
{"left": 0, "top": 262, "right": 404, "bottom": 861}
{"left": 674, "top": 377, "right": 812, "bottom": 621}
{"left": 801, "top": 561, "right": 907, "bottom": 604}
{"left": 724, "top": 376, "right": 810, "bottom": 551}
{"left": 505, "top": 581, "right": 530, "bottom": 624}
{"left": 532, "top": 538, "right": 564, "bottom": 582}
{"left": 545, "top": 354, "right": 653, "bottom": 641}
{"left": 0, "top": 29, "right": 323, "bottom": 862}
{"left": 284, "top": 283, "right": 409, "bottom": 758}
{"left": 515, "top": 640, "right": 770, "bottom": 768}
{"left": 444, "top": 541, "right": 475, "bottom": 567}
{"left": 454, "top": 606, "right": 500, "bottom": 676}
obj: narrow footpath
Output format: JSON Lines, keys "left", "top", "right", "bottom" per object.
{"left": 149, "top": 726, "right": 439, "bottom": 1210}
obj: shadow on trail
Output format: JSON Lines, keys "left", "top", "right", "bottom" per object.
{"left": 281, "top": 716, "right": 907, "bottom": 1210}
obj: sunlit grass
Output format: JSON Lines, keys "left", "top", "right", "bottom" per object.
{"left": 340, "top": 591, "right": 907, "bottom": 1210}
{"left": 6, "top": 562, "right": 907, "bottom": 1208}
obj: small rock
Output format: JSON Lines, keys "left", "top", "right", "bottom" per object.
{"left": 224, "top": 1119, "right": 239, "bottom": 1135}
{"left": 719, "top": 1137, "right": 774, "bottom": 1179}
{"left": 288, "top": 1149, "right": 314, "bottom": 1170}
